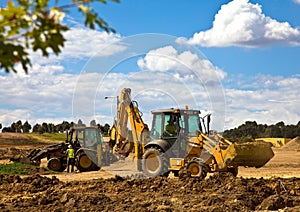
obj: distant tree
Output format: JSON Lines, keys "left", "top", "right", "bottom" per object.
{"left": 0, "top": 123, "right": 2, "bottom": 130}
{"left": 10, "top": 122, "right": 17, "bottom": 132}
{"left": 32, "top": 123, "right": 41, "bottom": 133}
{"left": 47, "top": 123, "right": 56, "bottom": 133}
{"left": 41, "top": 122, "right": 48, "bottom": 133}
{"left": 38, "top": 125, "right": 45, "bottom": 134}
{"left": 263, "top": 125, "right": 282, "bottom": 137}
{"left": 56, "top": 121, "right": 71, "bottom": 133}
{"left": 90, "top": 120, "right": 96, "bottom": 127}
{"left": 2, "top": 127, "right": 13, "bottom": 132}
{"left": 22, "top": 121, "right": 31, "bottom": 133}
{"left": 102, "top": 123, "right": 110, "bottom": 135}
{"left": 222, "top": 120, "right": 300, "bottom": 140}
{"left": 15, "top": 120, "right": 23, "bottom": 132}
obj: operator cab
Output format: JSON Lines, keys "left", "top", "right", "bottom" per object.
{"left": 150, "top": 108, "right": 203, "bottom": 140}
{"left": 73, "top": 127, "right": 103, "bottom": 150}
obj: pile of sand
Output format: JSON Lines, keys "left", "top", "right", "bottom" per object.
{"left": 281, "top": 137, "right": 300, "bottom": 151}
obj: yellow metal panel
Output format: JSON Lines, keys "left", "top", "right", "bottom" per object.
{"left": 169, "top": 158, "right": 184, "bottom": 170}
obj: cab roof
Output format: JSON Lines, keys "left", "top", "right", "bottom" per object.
{"left": 151, "top": 108, "right": 200, "bottom": 114}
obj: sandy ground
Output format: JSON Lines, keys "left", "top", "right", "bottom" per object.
{"left": 1, "top": 133, "right": 300, "bottom": 211}
{"left": 1, "top": 133, "right": 300, "bottom": 181}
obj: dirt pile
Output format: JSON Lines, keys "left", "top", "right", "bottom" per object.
{"left": 0, "top": 148, "right": 32, "bottom": 160}
{"left": 281, "top": 137, "right": 300, "bottom": 151}
{"left": 0, "top": 173, "right": 299, "bottom": 211}
{"left": 0, "top": 133, "right": 39, "bottom": 160}
{"left": 0, "top": 133, "right": 32, "bottom": 146}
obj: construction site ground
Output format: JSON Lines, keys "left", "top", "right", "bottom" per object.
{"left": 0, "top": 133, "right": 299, "bottom": 211}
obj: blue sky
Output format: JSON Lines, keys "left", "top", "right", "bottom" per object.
{"left": 1, "top": 0, "right": 300, "bottom": 131}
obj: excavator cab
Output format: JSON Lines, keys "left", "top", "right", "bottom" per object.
{"left": 142, "top": 109, "right": 205, "bottom": 176}
{"left": 68, "top": 126, "right": 104, "bottom": 171}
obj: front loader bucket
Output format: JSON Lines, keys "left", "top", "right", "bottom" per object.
{"left": 223, "top": 141, "right": 274, "bottom": 168}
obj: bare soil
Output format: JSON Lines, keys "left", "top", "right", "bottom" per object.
{"left": 0, "top": 133, "right": 299, "bottom": 211}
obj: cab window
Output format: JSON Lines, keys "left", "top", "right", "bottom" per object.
{"left": 151, "top": 114, "right": 162, "bottom": 139}
{"left": 188, "top": 115, "right": 200, "bottom": 135}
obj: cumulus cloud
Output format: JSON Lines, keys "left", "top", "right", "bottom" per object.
{"left": 294, "top": 0, "right": 300, "bottom": 4}
{"left": 27, "top": 27, "right": 125, "bottom": 66}
{"left": 62, "top": 28, "right": 125, "bottom": 59}
{"left": 0, "top": 63, "right": 80, "bottom": 126}
{"left": 224, "top": 75, "right": 300, "bottom": 129}
{"left": 137, "top": 46, "right": 227, "bottom": 82}
{"left": 178, "top": 0, "right": 300, "bottom": 47}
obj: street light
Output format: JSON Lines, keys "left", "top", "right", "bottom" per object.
{"left": 104, "top": 96, "right": 119, "bottom": 108}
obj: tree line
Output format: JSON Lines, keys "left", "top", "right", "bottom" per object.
{"left": 223, "top": 121, "right": 300, "bottom": 142}
{"left": 0, "top": 120, "right": 111, "bottom": 135}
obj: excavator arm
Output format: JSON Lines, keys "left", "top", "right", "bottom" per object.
{"left": 109, "top": 88, "right": 149, "bottom": 164}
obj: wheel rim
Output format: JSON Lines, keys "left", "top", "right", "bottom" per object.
{"left": 188, "top": 162, "right": 201, "bottom": 177}
{"left": 79, "top": 155, "right": 92, "bottom": 168}
{"left": 145, "top": 153, "right": 160, "bottom": 173}
{"left": 48, "top": 159, "right": 61, "bottom": 171}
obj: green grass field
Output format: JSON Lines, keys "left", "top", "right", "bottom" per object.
{"left": 0, "top": 162, "right": 59, "bottom": 175}
{"left": 25, "top": 133, "right": 67, "bottom": 144}
{"left": 0, "top": 163, "right": 35, "bottom": 175}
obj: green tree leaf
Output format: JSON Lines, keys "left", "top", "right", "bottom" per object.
{"left": 0, "top": 0, "right": 118, "bottom": 74}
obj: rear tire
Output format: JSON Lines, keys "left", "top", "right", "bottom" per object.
{"left": 142, "top": 148, "right": 169, "bottom": 177}
{"left": 47, "top": 158, "right": 65, "bottom": 172}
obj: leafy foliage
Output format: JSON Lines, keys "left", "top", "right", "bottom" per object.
{"left": 223, "top": 121, "right": 300, "bottom": 142}
{"left": 0, "top": 0, "right": 119, "bottom": 73}
{"left": 1, "top": 119, "right": 111, "bottom": 135}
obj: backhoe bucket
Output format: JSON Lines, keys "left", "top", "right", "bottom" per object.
{"left": 223, "top": 141, "right": 274, "bottom": 168}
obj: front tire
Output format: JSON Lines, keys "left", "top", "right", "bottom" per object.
{"left": 186, "top": 158, "right": 207, "bottom": 179}
{"left": 142, "top": 148, "right": 169, "bottom": 177}
{"left": 47, "top": 158, "right": 65, "bottom": 172}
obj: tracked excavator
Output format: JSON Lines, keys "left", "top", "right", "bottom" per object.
{"left": 109, "top": 88, "right": 274, "bottom": 178}
{"left": 15, "top": 124, "right": 113, "bottom": 172}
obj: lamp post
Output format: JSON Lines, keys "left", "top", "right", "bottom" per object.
{"left": 104, "top": 96, "right": 119, "bottom": 109}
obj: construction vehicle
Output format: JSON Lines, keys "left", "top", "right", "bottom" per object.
{"left": 110, "top": 88, "right": 274, "bottom": 178}
{"left": 109, "top": 88, "right": 149, "bottom": 159}
{"left": 15, "top": 124, "right": 113, "bottom": 172}
{"left": 255, "top": 137, "right": 292, "bottom": 147}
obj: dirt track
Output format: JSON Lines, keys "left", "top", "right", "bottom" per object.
{"left": 0, "top": 133, "right": 300, "bottom": 211}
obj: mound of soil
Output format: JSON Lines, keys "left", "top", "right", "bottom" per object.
{"left": 0, "top": 133, "right": 33, "bottom": 146}
{"left": 281, "top": 137, "right": 300, "bottom": 151}
{"left": 0, "top": 148, "right": 32, "bottom": 160}
{"left": 0, "top": 173, "right": 299, "bottom": 211}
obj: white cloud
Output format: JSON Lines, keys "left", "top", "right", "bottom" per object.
{"left": 224, "top": 75, "right": 300, "bottom": 129}
{"left": 178, "top": 0, "right": 300, "bottom": 47}
{"left": 137, "top": 45, "right": 227, "bottom": 82}
{"left": 294, "top": 0, "right": 300, "bottom": 4}
{"left": 27, "top": 27, "right": 125, "bottom": 66}
{"left": 62, "top": 28, "right": 125, "bottom": 59}
{"left": 0, "top": 64, "right": 77, "bottom": 127}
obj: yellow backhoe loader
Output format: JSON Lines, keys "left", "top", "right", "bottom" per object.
{"left": 15, "top": 124, "right": 114, "bottom": 172}
{"left": 109, "top": 88, "right": 274, "bottom": 178}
